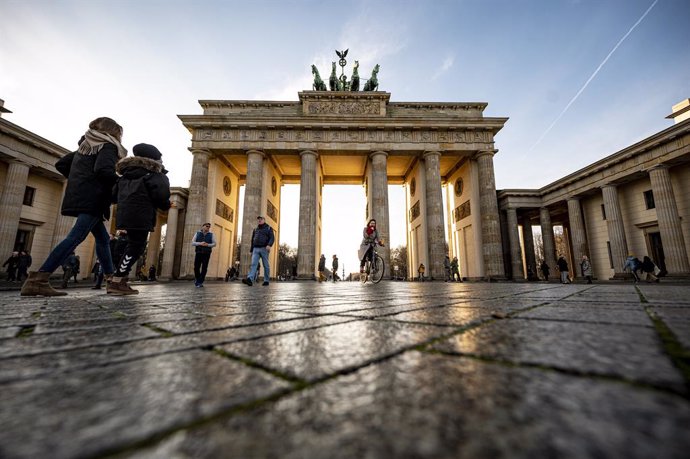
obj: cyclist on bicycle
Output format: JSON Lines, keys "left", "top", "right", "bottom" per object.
{"left": 358, "top": 219, "right": 384, "bottom": 273}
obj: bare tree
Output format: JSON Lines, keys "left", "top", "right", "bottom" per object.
{"left": 390, "top": 245, "right": 408, "bottom": 280}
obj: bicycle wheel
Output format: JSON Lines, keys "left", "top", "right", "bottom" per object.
{"left": 371, "top": 254, "right": 385, "bottom": 284}
{"left": 360, "top": 261, "right": 369, "bottom": 283}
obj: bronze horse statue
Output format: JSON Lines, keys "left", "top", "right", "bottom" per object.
{"left": 363, "top": 64, "right": 380, "bottom": 91}
{"left": 329, "top": 62, "right": 342, "bottom": 91}
{"left": 311, "top": 65, "right": 327, "bottom": 91}
{"left": 350, "top": 61, "right": 360, "bottom": 91}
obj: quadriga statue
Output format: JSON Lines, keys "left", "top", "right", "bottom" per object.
{"left": 311, "top": 65, "right": 327, "bottom": 91}
{"left": 350, "top": 61, "right": 360, "bottom": 91}
{"left": 363, "top": 64, "right": 380, "bottom": 91}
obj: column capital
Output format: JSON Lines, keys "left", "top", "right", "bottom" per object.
{"left": 6, "top": 158, "right": 30, "bottom": 168}
{"left": 190, "top": 148, "right": 211, "bottom": 157}
{"left": 246, "top": 149, "right": 265, "bottom": 158}
{"left": 299, "top": 150, "right": 318, "bottom": 159}
{"left": 567, "top": 196, "right": 580, "bottom": 203}
{"left": 647, "top": 163, "right": 669, "bottom": 172}
{"left": 475, "top": 149, "right": 497, "bottom": 160}
{"left": 369, "top": 150, "right": 389, "bottom": 159}
{"left": 422, "top": 150, "right": 441, "bottom": 159}
{"left": 600, "top": 183, "right": 617, "bottom": 191}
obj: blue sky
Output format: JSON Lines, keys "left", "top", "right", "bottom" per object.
{"left": 1, "top": 0, "right": 688, "bottom": 274}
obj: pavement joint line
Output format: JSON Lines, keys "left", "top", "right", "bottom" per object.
{"left": 141, "top": 323, "right": 175, "bottom": 337}
{"left": 423, "top": 348, "right": 690, "bottom": 400}
{"left": 211, "top": 347, "right": 307, "bottom": 385}
{"left": 508, "top": 315, "right": 654, "bottom": 329}
{"left": 634, "top": 285, "right": 649, "bottom": 303}
{"left": 641, "top": 304, "right": 690, "bottom": 395}
{"left": 14, "top": 324, "right": 35, "bottom": 338}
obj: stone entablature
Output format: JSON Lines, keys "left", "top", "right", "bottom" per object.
{"left": 0, "top": 118, "right": 69, "bottom": 179}
{"left": 498, "top": 119, "right": 690, "bottom": 207}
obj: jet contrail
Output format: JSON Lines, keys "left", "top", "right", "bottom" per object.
{"left": 528, "top": 0, "right": 659, "bottom": 152}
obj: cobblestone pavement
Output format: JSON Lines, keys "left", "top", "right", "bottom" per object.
{"left": 1, "top": 281, "right": 689, "bottom": 459}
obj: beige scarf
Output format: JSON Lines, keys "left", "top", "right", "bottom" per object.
{"left": 78, "top": 129, "right": 127, "bottom": 159}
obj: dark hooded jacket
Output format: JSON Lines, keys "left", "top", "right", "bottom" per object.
{"left": 112, "top": 156, "right": 171, "bottom": 231}
{"left": 55, "top": 142, "right": 119, "bottom": 219}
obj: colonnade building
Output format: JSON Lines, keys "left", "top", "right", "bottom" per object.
{"left": 1, "top": 95, "right": 689, "bottom": 282}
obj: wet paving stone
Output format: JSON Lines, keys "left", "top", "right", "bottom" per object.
{"left": 0, "top": 350, "right": 291, "bottom": 459}
{"left": 431, "top": 318, "right": 684, "bottom": 390}
{"left": 127, "top": 352, "right": 690, "bottom": 459}
{"left": 0, "top": 282, "right": 689, "bottom": 458}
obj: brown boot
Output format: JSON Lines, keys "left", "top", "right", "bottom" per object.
{"left": 106, "top": 277, "right": 139, "bottom": 295}
{"left": 21, "top": 271, "right": 67, "bottom": 297}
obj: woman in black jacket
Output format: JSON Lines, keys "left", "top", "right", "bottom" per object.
{"left": 107, "top": 143, "right": 171, "bottom": 295}
{"left": 21, "top": 117, "right": 126, "bottom": 296}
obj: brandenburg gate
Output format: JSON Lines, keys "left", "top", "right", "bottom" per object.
{"left": 175, "top": 88, "right": 508, "bottom": 281}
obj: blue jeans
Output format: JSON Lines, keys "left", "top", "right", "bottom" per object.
{"left": 39, "top": 214, "right": 114, "bottom": 274}
{"left": 247, "top": 247, "right": 270, "bottom": 283}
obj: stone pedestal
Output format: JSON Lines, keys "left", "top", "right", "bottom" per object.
{"left": 506, "top": 208, "right": 524, "bottom": 280}
{"left": 240, "top": 150, "right": 265, "bottom": 277}
{"left": 476, "top": 151, "right": 505, "bottom": 279}
{"left": 180, "top": 150, "right": 211, "bottom": 278}
{"left": 602, "top": 185, "right": 628, "bottom": 277}
{"left": 648, "top": 165, "right": 690, "bottom": 275}
{"left": 370, "top": 151, "right": 391, "bottom": 278}
{"left": 423, "top": 151, "right": 446, "bottom": 280}
{"left": 539, "top": 207, "right": 556, "bottom": 268}
{"left": 0, "top": 161, "right": 30, "bottom": 259}
{"left": 160, "top": 204, "right": 179, "bottom": 280}
{"left": 522, "top": 217, "right": 537, "bottom": 280}
{"left": 567, "top": 198, "right": 588, "bottom": 279}
{"left": 297, "top": 151, "right": 318, "bottom": 279}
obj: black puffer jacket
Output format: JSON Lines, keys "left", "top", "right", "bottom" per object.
{"left": 55, "top": 143, "right": 119, "bottom": 219}
{"left": 112, "top": 156, "right": 171, "bottom": 231}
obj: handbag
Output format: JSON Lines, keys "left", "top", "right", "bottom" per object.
{"left": 653, "top": 266, "right": 661, "bottom": 276}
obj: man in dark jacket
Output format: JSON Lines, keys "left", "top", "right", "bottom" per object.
{"left": 243, "top": 216, "right": 274, "bottom": 286}
{"left": 332, "top": 254, "right": 339, "bottom": 282}
{"left": 192, "top": 222, "right": 216, "bottom": 288}
{"left": 3, "top": 251, "right": 19, "bottom": 282}
{"left": 61, "top": 252, "right": 79, "bottom": 288}
{"left": 107, "top": 143, "right": 171, "bottom": 295}
{"left": 557, "top": 255, "right": 570, "bottom": 284}
{"left": 21, "top": 117, "right": 124, "bottom": 296}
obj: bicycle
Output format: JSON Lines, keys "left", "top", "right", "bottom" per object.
{"left": 361, "top": 243, "right": 385, "bottom": 284}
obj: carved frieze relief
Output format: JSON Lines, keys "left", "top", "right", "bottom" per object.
{"left": 306, "top": 101, "right": 381, "bottom": 115}
{"left": 193, "top": 127, "right": 493, "bottom": 144}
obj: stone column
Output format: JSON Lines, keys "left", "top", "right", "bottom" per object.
{"left": 370, "top": 151, "right": 391, "bottom": 278}
{"left": 567, "top": 197, "right": 589, "bottom": 279}
{"left": 539, "top": 207, "right": 556, "bottom": 267}
{"left": 423, "top": 151, "right": 446, "bottom": 280}
{"left": 648, "top": 165, "right": 690, "bottom": 275}
{"left": 297, "top": 151, "right": 318, "bottom": 279}
{"left": 522, "top": 216, "right": 538, "bottom": 280}
{"left": 476, "top": 150, "right": 505, "bottom": 279}
{"left": 506, "top": 207, "right": 524, "bottom": 280}
{"left": 145, "top": 213, "right": 163, "bottom": 271}
{"left": 240, "top": 150, "right": 265, "bottom": 277}
{"left": 601, "top": 185, "right": 628, "bottom": 277}
{"left": 0, "top": 161, "right": 30, "bottom": 259}
{"left": 160, "top": 203, "right": 180, "bottom": 280}
{"left": 180, "top": 149, "right": 211, "bottom": 278}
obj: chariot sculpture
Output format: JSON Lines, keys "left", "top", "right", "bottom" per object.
{"left": 311, "top": 50, "right": 380, "bottom": 92}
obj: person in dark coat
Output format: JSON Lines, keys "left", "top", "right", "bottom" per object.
{"left": 540, "top": 260, "right": 550, "bottom": 281}
{"left": 148, "top": 265, "right": 157, "bottom": 281}
{"left": 332, "top": 254, "right": 339, "bottom": 282}
{"left": 557, "top": 255, "right": 570, "bottom": 284}
{"left": 318, "top": 254, "right": 326, "bottom": 282}
{"left": 22, "top": 117, "right": 125, "bottom": 296}
{"left": 3, "top": 251, "right": 19, "bottom": 282}
{"left": 107, "top": 143, "right": 171, "bottom": 295}
{"left": 17, "top": 251, "right": 32, "bottom": 282}
{"left": 242, "top": 216, "right": 275, "bottom": 286}
{"left": 61, "top": 252, "right": 79, "bottom": 288}
{"left": 641, "top": 256, "right": 660, "bottom": 283}
{"left": 192, "top": 223, "right": 217, "bottom": 288}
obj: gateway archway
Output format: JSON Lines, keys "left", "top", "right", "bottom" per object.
{"left": 175, "top": 90, "right": 508, "bottom": 281}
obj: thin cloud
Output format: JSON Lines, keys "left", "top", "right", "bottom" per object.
{"left": 528, "top": 0, "right": 659, "bottom": 152}
{"left": 431, "top": 55, "right": 455, "bottom": 81}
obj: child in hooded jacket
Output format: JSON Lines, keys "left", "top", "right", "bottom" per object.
{"left": 107, "top": 143, "right": 171, "bottom": 295}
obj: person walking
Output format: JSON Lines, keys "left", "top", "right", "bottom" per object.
{"left": 640, "top": 256, "right": 660, "bottom": 283}
{"left": 243, "top": 216, "right": 274, "bottom": 286}
{"left": 107, "top": 143, "right": 171, "bottom": 295}
{"left": 91, "top": 261, "right": 100, "bottom": 281}
{"left": 61, "top": 252, "right": 79, "bottom": 289}
{"left": 17, "top": 251, "right": 32, "bottom": 282}
{"left": 443, "top": 255, "right": 452, "bottom": 282}
{"left": 557, "top": 255, "right": 570, "bottom": 284}
{"left": 21, "top": 117, "right": 124, "bottom": 297}
{"left": 318, "top": 254, "right": 326, "bottom": 282}
{"left": 358, "top": 219, "right": 383, "bottom": 274}
{"left": 540, "top": 260, "right": 550, "bottom": 281}
{"left": 623, "top": 254, "right": 640, "bottom": 283}
{"left": 191, "top": 222, "right": 216, "bottom": 288}
{"left": 580, "top": 255, "right": 593, "bottom": 284}
{"left": 418, "top": 263, "right": 426, "bottom": 282}
{"left": 2, "top": 252, "right": 19, "bottom": 282}
{"left": 71, "top": 255, "right": 80, "bottom": 282}
{"left": 93, "top": 233, "right": 123, "bottom": 290}
{"left": 332, "top": 254, "right": 339, "bottom": 282}
{"left": 148, "top": 265, "right": 157, "bottom": 281}
{"left": 450, "top": 256, "right": 462, "bottom": 282}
